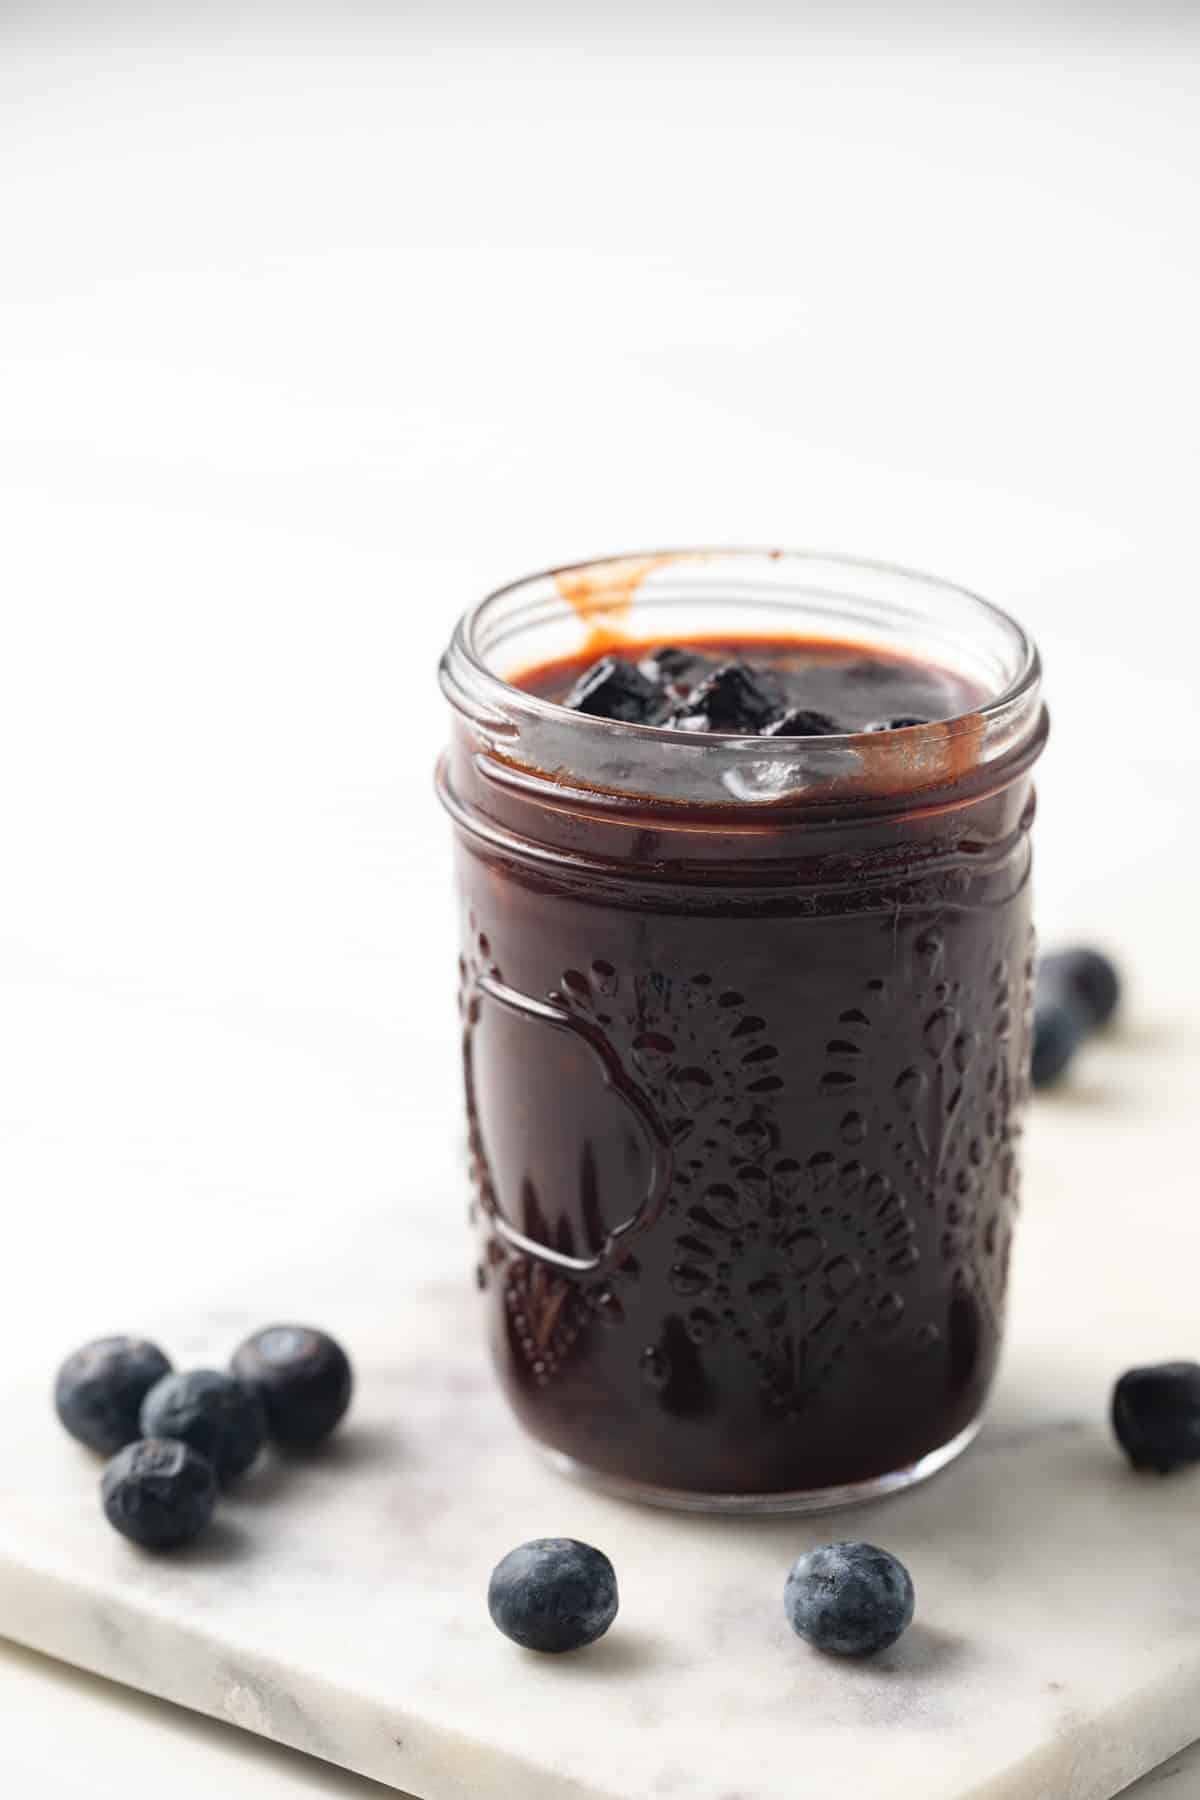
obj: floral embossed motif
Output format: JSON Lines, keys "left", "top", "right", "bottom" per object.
{"left": 460, "top": 916, "right": 1031, "bottom": 1406}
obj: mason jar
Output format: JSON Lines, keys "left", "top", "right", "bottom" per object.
{"left": 437, "top": 550, "right": 1047, "bottom": 1514}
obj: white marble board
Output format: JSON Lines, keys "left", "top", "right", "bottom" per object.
{"left": 1, "top": 999, "right": 1198, "bottom": 1800}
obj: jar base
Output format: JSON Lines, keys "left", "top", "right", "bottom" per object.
{"left": 541, "top": 1414, "right": 983, "bottom": 1517}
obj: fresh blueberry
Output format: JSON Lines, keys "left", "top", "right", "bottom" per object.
{"left": 1112, "top": 1363, "right": 1200, "bottom": 1473}
{"left": 101, "top": 1438, "right": 218, "bottom": 1550}
{"left": 867, "top": 715, "right": 930, "bottom": 731}
{"left": 671, "top": 662, "right": 782, "bottom": 733}
{"left": 563, "top": 656, "right": 664, "bottom": 724}
{"left": 231, "top": 1324, "right": 353, "bottom": 1449}
{"left": 1031, "top": 996, "right": 1084, "bottom": 1089}
{"left": 140, "top": 1370, "right": 266, "bottom": 1484}
{"left": 488, "top": 1538, "right": 618, "bottom": 1653}
{"left": 765, "top": 707, "right": 840, "bottom": 737}
{"left": 784, "top": 1541, "right": 915, "bottom": 1657}
{"left": 1039, "top": 948, "right": 1121, "bottom": 1031}
{"left": 54, "top": 1336, "right": 173, "bottom": 1455}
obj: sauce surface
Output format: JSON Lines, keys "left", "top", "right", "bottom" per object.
{"left": 516, "top": 634, "right": 985, "bottom": 736}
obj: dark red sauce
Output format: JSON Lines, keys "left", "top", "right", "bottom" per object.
{"left": 447, "top": 633, "right": 1038, "bottom": 1499}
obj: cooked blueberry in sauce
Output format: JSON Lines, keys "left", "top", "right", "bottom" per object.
{"left": 562, "top": 656, "right": 665, "bottom": 724}
{"left": 539, "top": 635, "right": 979, "bottom": 737}
{"left": 638, "top": 644, "right": 713, "bottom": 694}
{"left": 670, "top": 661, "right": 784, "bottom": 734}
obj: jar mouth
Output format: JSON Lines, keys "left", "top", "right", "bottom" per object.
{"left": 440, "top": 548, "right": 1045, "bottom": 807}
{"left": 447, "top": 548, "right": 1039, "bottom": 739}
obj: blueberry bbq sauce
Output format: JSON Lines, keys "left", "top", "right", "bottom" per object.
{"left": 438, "top": 553, "right": 1048, "bottom": 1511}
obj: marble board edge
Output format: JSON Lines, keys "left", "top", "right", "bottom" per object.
{"left": 0, "top": 1536, "right": 621, "bottom": 1800}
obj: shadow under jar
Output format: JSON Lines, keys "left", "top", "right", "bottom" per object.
{"left": 437, "top": 551, "right": 1048, "bottom": 1514}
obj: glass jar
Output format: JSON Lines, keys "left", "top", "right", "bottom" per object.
{"left": 437, "top": 550, "right": 1047, "bottom": 1514}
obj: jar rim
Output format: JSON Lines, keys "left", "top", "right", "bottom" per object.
{"left": 443, "top": 546, "right": 1041, "bottom": 746}
{"left": 440, "top": 548, "right": 1045, "bottom": 810}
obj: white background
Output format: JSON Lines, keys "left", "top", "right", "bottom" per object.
{"left": 2, "top": 4, "right": 1198, "bottom": 1794}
